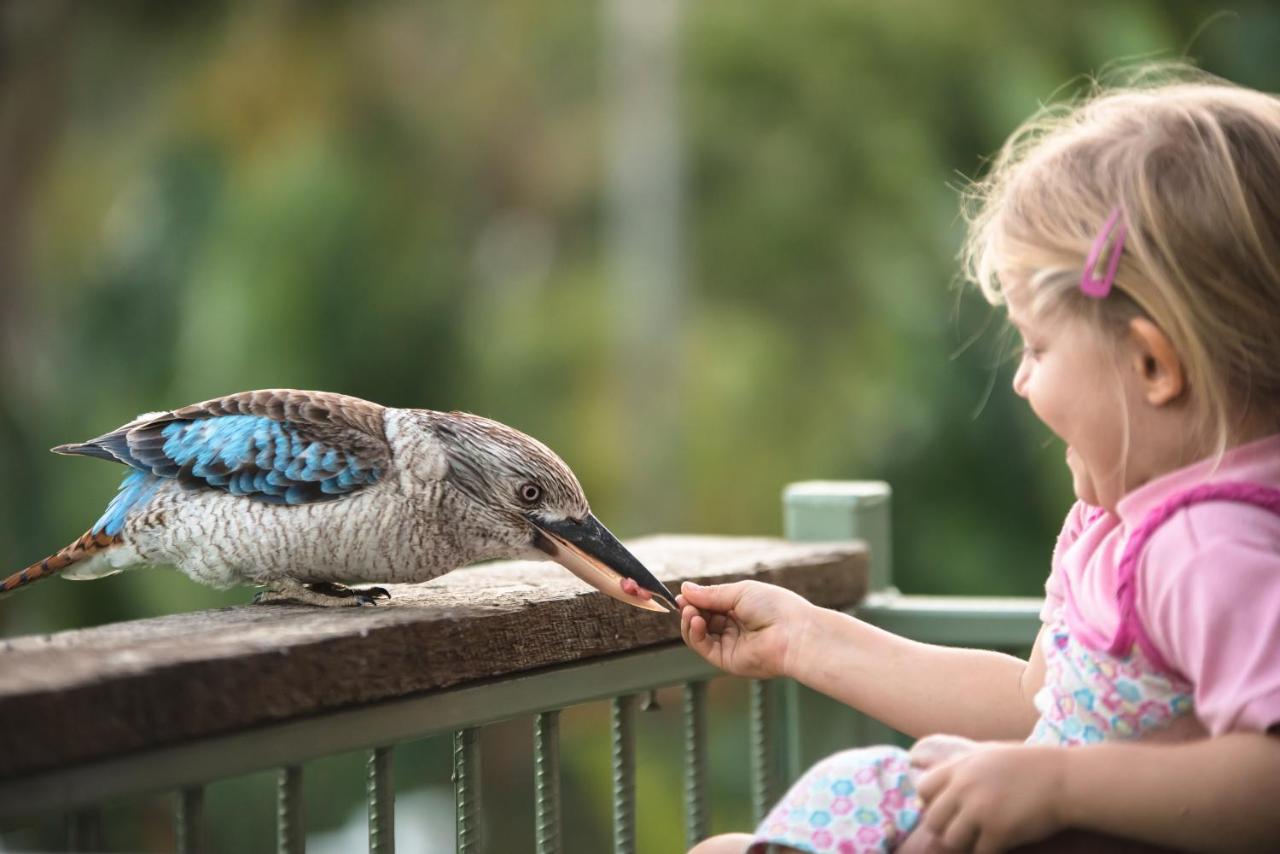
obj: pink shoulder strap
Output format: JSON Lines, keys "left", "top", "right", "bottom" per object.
{"left": 1109, "top": 482, "right": 1280, "bottom": 669}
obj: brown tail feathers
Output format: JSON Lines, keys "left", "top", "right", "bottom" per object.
{"left": 2, "top": 530, "right": 121, "bottom": 596}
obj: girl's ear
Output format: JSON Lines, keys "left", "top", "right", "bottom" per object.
{"left": 1128, "top": 317, "right": 1185, "bottom": 406}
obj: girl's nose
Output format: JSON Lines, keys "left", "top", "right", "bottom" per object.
{"left": 1012, "top": 357, "right": 1030, "bottom": 397}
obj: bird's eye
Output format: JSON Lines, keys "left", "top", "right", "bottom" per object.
{"left": 519, "top": 482, "right": 542, "bottom": 504}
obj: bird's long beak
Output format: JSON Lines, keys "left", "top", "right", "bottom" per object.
{"left": 529, "top": 513, "right": 678, "bottom": 613}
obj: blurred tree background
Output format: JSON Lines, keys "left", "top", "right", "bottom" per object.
{"left": 2, "top": 1, "right": 1278, "bottom": 851}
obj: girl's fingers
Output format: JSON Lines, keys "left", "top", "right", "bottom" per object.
{"left": 679, "top": 580, "right": 748, "bottom": 612}
{"left": 974, "top": 832, "right": 1004, "bottom": 854}
{"left": 916, "top": 756, "right": 967, "bottom": 805}
{"left": 916, "top": 766, "right": 946, "bottom": 804}
{"left": 679, "top": 604, "right": 731, "bottom": 640}
{"left": 909, "top": 735, "right": 976, "bottom": 770}
{"left": 705, "top": 612, "right": 730, "bottom": 635}
{"left": 922, "top": 799, "right": 959, "bottom": 843}
{"left": 940, "top": 813, "right": 979, "bottom": 852}
{"left": 679, "top": 603, "right": 743, "bottom": 672}
{"left": 688, "top": 613, "right": 709, "bottom": 647}
{"left": 919, "top": 774, "right": 958, "bottom": 835}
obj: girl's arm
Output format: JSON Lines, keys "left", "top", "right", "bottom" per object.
{"left": 1058, "top": 731, "right": 1280, "bottom": 851}
{"left": 679, "top": 580, "right": 1046, "bottom": 740}
{"left": 915, "top": 732, "right": 1280, "bottom": 852}
{"left": 787, "top": 601, "right": 1046, "bottom": 740}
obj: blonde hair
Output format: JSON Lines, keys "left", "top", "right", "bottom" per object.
{"left": 962, "top": 66, "right": 1280, "bottom": 454}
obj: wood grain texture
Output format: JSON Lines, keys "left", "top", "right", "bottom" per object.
{"left": 0, "top": 535, "right": 866, "bottom": 779}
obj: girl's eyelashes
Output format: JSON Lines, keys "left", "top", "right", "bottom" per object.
{"left": 1005, "top": 333, "right": 1042, "bottom": 363}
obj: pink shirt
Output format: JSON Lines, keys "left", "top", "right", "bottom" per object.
{"left": 1042, "top": 433, "right": 1280, "bottom": 736}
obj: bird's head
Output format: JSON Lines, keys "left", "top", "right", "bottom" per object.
{"left": 428, "top": 412, "right": 677, "bottom": 613}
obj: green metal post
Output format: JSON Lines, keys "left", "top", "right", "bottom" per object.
{"left": 368, "top": 747, "right": 394, "bottom": 854}
{"left": 611, "top": 694, "right": 637, "bottom": 854}
{"left": 784, "top": 481, "right": 900, "bottom": 748}
{"left": 784, "top": 480, "right": 893, "bottom": 592}
{"left": 534, "top": 711, "right": 562, "bottom": 854}
{"left": 176, "top": 785, "right": 204, "bottom": 854}
{"left": 749, "top": 680, "right": 776, "bottom": 824}
{"left": 277, "top": 765, "right": 303, "bottom": 854}
{"left": 780, "top": 679, "right": 802, "bottom": 784}
{"left": 454, "top": 729, "right": 482, "bottom": 853}
{"left": 682, "top": 681, "right": 709, "bottom": 846}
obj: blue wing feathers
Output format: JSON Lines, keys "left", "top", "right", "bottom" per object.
{"left": 148, "top": 415, "right": 381, "bottom": 504}
{"left": 57, "top": 391, "right": 390, "bottom": 528}
{"left": 72, "top": 412, "right": 385, "bottom": 527}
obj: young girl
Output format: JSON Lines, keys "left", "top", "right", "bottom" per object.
{"left": 679, "top": 71, "right": 1280, "bottom": 853}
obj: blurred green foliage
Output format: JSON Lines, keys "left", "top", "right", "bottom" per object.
{"left": 2, "top": 0, "right": 1278, "bottom": 851}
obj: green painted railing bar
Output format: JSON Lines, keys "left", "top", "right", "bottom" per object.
{"left": 65, "top": 808, "right": 101, "bottom": 852}
{"left": 682, "top": 680, "right": 709, "bottom": 846}
{"left": 534, "top": 711, "right": 561, "bottom": 854}
{"left": 857, "top": 593, "right": 1042, "bottom": 647}
{"left": 277, "top": 765, "right": 304, "bottom": 854}
{"left": 367, "top": 747, "right": 394, "bottom": 854}
{"left": 453, "top": 728, "right": 482, "bottom": 853}
{"left": 611, "top": 694, "right": 637, "bottom": 854}
{"left": 749, "top": 680, "right": 776, "bottom": 824}
{"left": 176, "top": 785, "right": 204, "bottom": 854}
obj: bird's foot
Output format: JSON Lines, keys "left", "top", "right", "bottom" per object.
{"left": 305, "top": 581, "right": 391, "bottom": 607}
{"left": 253, "top": 581, "right": 391, "bottom": 607}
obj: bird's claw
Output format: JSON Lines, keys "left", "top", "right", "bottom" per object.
{"left": 303, "top": 581, "right": 391, "bottom": 606}
{"left": 253, "top": 582, "right": 392, "bottom": 607}
{"left": 351, "top": 586, "right": 391, "bottom": 606}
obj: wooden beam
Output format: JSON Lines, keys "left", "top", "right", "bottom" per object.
{"left": 0, "top": 535, "right": 866, "bottom": 779}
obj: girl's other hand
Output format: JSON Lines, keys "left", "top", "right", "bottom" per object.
{"left": 677, "top": 580, "right": 812, "bottom": 680}
{"left": 908, "top": 734, "right": 986, "bottom": 771}
{"left": 915, "top": 743, "right": 1066, "bottom": 853}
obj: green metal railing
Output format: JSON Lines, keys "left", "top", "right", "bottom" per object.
{"left": 1, "top": 481, "right": 1042, "bottom": 853}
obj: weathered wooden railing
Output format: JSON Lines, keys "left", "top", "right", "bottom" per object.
{"left": 0, "top": 481, "right": 1042, "bottom": 852}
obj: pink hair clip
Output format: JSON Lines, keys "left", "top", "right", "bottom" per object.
{"left": 1080, "top": 207, "right": 1127, "bottom": 298}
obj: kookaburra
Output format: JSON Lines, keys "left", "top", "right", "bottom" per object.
{"left": 2, "top": 389, "right": 676, "bottom": 612}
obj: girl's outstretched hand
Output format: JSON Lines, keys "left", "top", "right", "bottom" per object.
{"left": 677, "top": 580, "right": 813, "bottom": 680}
{"left": 914, "top": 743, "right": 1066, "bottom": 853}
